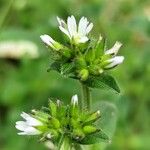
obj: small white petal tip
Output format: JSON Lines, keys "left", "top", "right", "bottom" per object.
{"left": 71, "top": 94, "right": 78, "bottom": 105}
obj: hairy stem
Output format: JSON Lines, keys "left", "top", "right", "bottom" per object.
{"left": 81, "top": 82, "right": 91, "bottom": 111}
{"left": 59, "top": 136, "right": 71, "bottom": 150}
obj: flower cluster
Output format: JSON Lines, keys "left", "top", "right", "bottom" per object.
{"left": 16, "top": 95, "right": 107, "bottom": 147}
{"left": 40, "top": 15, "right": 124, "bottom": 81}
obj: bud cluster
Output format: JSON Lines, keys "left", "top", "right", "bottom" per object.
{"left": 40, "top": 16, "right": 124, "bottom": 81}
{"left": 15, "top": 95, "right": 102, "bottom": 147}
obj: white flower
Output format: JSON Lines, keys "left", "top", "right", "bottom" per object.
{"left": 57, "top": 15, "right": 93, "bottom": 44}
{"left": 0, "top": 40, "right": 39, "bottom": 59}
{"left": 40, "top": 34, "right": 62, "bottom": 50}
{"left": 15, "top": 112, "right": 43, "bottom": 135}
{"left": 104, "top": 56, "right": 124, "bottom": 69}
{"left": 105, "top": 41, "right": 122, "bottom": 56}
{"left": 71, "top": 94, "right": 78, "bottom": 106}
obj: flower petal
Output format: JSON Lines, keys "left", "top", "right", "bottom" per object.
{"left": 105, "top": 41, "right": 122, "bottom": 56}
{"left": 71, "top": 94, "right": 78, "bottom": 105}
{"left": 78, "top": 36, "right": 89, "bottom": 43}
{"left": 86, "top": 23, "right": 93, "bottom": 34}
{"left": 59, "top": 26, "right": 71, "bottom": 38}
{"left": 105, "top": 56, "right": 124, "bottom": 69}
{"left": 21, "top": 112, "right": 43, "bottom": 126}
{"left": 40, "top": 34, "right": 55, "bottom": 48}
{"left": 25, "top": 127, "right": 42, "bottom": 135}
{"left": 67, "top": 16, "right": 77, "bottom": 37}
{"left": 15, "top": 122, "right": 29, "bottom": 131}
{"left": 57, "top": 16, "right": 67, "bottom": 28}
{"left": 78, "top": 17, "right": 89, "bottom": 36}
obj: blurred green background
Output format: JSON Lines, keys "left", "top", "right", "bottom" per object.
{"left": 0, "top": 0, "right": 150, "bottom": 149}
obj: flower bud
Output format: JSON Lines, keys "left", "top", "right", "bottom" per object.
{"left": 83, "top": 125, "right": 98, "bottom": 134}
{"left": 48, "top": 100, "right": 57, "bottom": 117}
{"left": 40, "top": 34, "right": 72, "bottom": 59}
{"left": 75, "top": 56, "right": 87, "bottom": 69}
{"left": 85, "top": 48, "right": 95, "bottom": 63}
{"left": 89, "top": 65, "right": 103, "bottom": 75}
{"left": 72, "top": 129, "right": 85, "bottom": 140}
{"left": 71, "top": 94, "right": 79, "bottom": 118}
{"left": 78, "top": 69, "right": 89, "bottom": 81}
{"left": 85, "top": 110, "right": 100, "bottom": 124}
{"left": 40, "top": 34, "right": 62, "bottom": 50}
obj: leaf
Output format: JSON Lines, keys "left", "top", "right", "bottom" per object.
{"left": 94, "top": 101, "right": 117, "bottom": 139}
{"left": 88, "top": 101, "right": 117, "bottom": 150}
{"left": 47, "top": 61, "right": 61, "bottom": 72}
{"left": 84, "top": 74, "right": 120, "bottom": 93}
{"left": 78, "top": 131, "right": 110, "bottom": 145}
{"left": 60, "top": 62, "right": 75, "bottom": 77}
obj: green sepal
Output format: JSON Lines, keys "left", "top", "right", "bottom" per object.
{"left": 83, "top": 125, "right": 98, "bottom": 134}
{"left": 95, "top": 36, "right": 107, "bottom": 58}
{"left": 31, "top": 110, "right": 50, "bottom": 123}
{"left": 48, "top": 100, "right": 57, "bottom": 117}
{"left": 85, "top": 48, "right": 95, "bottom": 63}
{"left": 84, "top": 111, "right": 101, "bottom": 124}
{"left": 60, "top": 47, "right": 72, "bottom": 58}
{"left": 72, "top": 129, "right": 85, "bottom": 140}
{"left": 75, "top": 55, "right": 87, "bottom": 70}
{"left": 48, "top": 117, "right": 60, "bottom": 129}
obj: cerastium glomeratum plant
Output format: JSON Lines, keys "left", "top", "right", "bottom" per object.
{"left": 16, "top": 16, "right": 124, "bottom": 150}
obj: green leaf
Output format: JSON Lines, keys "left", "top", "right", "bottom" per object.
{"left": 47, "top": 61, "right": 61, "bottom": 72}
{"left": 78, "top": 131, "right": 109, "bottom": 145}
{"left": 60, "top": 62, "right": 75, "bottom": 77}
{"left": 89, "top": 101, "right": 117, "bottom": 150}
{"left": 94, "top": 101, "right": 117, "bottom": 139}
{"left": 84, "top": 74, "right": 120, "bottom": 93}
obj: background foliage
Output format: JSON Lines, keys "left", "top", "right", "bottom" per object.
{"left": 0, "top": 0, "right": 150, "bottom": 149}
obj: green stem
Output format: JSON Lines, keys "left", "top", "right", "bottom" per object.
{"left": 59, "top": 136, "right": 71, "bottom": 150}
{"left": 81, "top": 82, "right": 91, "bottom": 111}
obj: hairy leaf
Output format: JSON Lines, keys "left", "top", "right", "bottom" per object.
{"left": 78, "top": 131, "right": 109, "bottom": 145}
{"left": 47, "top": 61, "right": 61, "bottom": 72}
{"left": 84, "top": 74, "right": 120, "bottom": 93}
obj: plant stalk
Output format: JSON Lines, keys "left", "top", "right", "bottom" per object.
{"left": 59, "top": 136, "right": 71, "bottom": 150}
{"left": 80, "top": 82, "right": 91, "bottom": 111}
